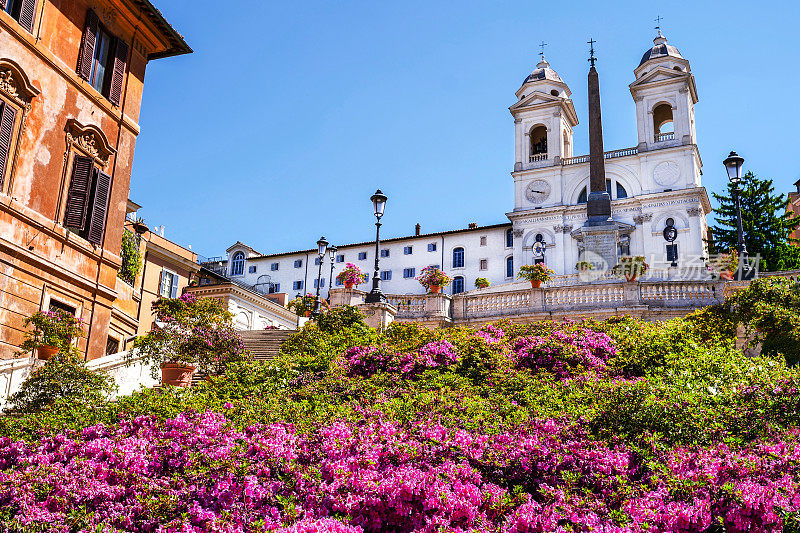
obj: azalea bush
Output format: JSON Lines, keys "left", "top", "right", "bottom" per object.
{"left": 335, "top": 263, "right": 367, "bottom": 286}
{"left": 518, "top": 263, "right": 555, "bottom": 282}
{"left": 16, "top": 309, "right": 83, "bottom": 356}
{"left": 129, "top": 292, "right": 245, "bottom": 377}
{"left": 416, "top": 266, "right": 452, "bottom": 291}
{"left": 2, "top": 301, "right": 800, "bottom": 531}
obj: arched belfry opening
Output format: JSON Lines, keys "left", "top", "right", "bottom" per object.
{"left": 653, "top": 103, "right": 674, "bottom": 141}
{"left": 529, "top": 125, "right": 547, "bottom": 161}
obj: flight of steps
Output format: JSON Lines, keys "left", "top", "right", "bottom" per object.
{"left": 189, "top": 329, "right": 296, "bottom": 387}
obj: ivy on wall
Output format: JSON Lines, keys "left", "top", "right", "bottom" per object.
{"left": 118, "top": 229, "right": 141, "bottom": 285}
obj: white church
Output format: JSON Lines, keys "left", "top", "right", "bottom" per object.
{"left": 207, "top": 31, "right": 711, "bottom": 298}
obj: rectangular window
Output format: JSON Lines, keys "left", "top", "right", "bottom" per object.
{"left": 314, "top": 257, "right": 321, "bottom": 265}
{"left": 268, "top": 283, "right": 281, "bottom": 294}
{"left": 403, "top": 246, "right": 413, "bottom": 255}
{"left": 49, "top": 299, "right": 76, "bottom": 316}
{"left": 294, "top": 259, "right": 303, "bottom": 268}
{"left": 430, "top": 264, "right": 440, "bottom": 270}
{"left": 293, "top": 281, "right": 303, "bottom": 290}
{"left": 427, "top": 243, "right": 437, "bottom": 252}
{"left": 63, "top": 155, "right": 111, "bottom": 245}
{"left": 403, "top": 267, "right": 415, "bottom": 278}
{"left": 506, "top": 229, "right": 514, "bottom": 248}
{"left": 666, "top": 243, "right": 678, "bottom": 263}
{"left": 479, "top": 259, "right": 488, "bottom": 270}
{"left": 381, "top": 270, "right": 392, "bottom": 281}
{"left": 78, "top": 10, "right": 128, "bottom": 105}
{"left": 358, "top": 252, "right": 367, "bottom": 260}
{"left": 380, "top": 249, "right": 390, "bottom": 258}
{"left": 336, "top": 254, "right": 344, "bottom": 263}
{"left": 3, "top": 0, "right": 37, "bottom": 33}
{"left": 314, "top": 278, "right": 326, "bottom": 288}
{"left": 105, "top": 336, "right": 120, "bottom": 356}
{"left": 248, "top": 265, "right": 257, "bottom": 274}
{"left": 271, "top": 262, "right": 279, "bottom": 271}
{"left": 480, "top": 236, "right": 487, "bottom": 246}
{"left": 159, "top": 269, "right": 178, "bottom": 298}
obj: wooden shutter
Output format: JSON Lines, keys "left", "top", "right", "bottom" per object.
{"left": 63, "top": 155, "right": 94, "bottom": 231}
{"left": 0, "top": 102, "right": 17, "bottom": 188}
{"left": 86, "top": 169, "right": 111, "bottom": 245}
{"left": 78, "top": 10, "right": 99, "bottom": 81}
{"left": 108, "top": 38, "right": 128, "bottom": 106}
{"left": 18, "top": 0, "right": 38, "bottom": 33}
{"left": 170, "top": 277, "right": 178, "bottom": 299}
{"left": 158, "top": 269, "right": 166, "bottom": 297}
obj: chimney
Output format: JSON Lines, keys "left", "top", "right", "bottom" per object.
{"left": 468, "top": 222, "right": 478, "bottom": 229}
{"left": 415, "top": 223, "right": 421, "bottom": 236}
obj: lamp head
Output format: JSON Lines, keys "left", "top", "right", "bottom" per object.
{"left": 317, "top": 236, "right": 328, "bottom": 256}
{"left": 328, "top": 245, "right": 338, "bottom": 261}
{"left": 371, "top": 189, "right": 387, "bottom": 218}
{"left": 723, "top": 151, "right": 744, "bottom": 184}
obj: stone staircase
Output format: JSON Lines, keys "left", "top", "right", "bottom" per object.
{"left": 190, "top": 329, "right": 296, "bottom": 387}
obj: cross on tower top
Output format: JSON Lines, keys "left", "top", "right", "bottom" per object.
{"left": 539, "top": 41, "right": 547, "bottom": 60}
{"left": 654, "top": 15, "right": 663, "bottom": 34}
{"left": 587, "top": 38, "right": 596, "bottom": 67}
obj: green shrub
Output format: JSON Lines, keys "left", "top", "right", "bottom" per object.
{"left": 118, "top": 229, "right": 141, "bottom": 285}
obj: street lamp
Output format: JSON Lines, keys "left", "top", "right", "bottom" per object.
{"left": 313, "top": 236, "right": 328, "bottom": 316}
{"left": 723, "top": 151, "right": 747, "bottom": 257}
{"left": 327, "top": 244, "right": 338, "bottom": 300}
{"left": 365, "top": 189, "right": 388, "bottom": 303}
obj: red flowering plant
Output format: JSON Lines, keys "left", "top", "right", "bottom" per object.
{"left": 335, "top": 263, "right": 367, "bottom": 287}
{"left": 612, "top": 256, "right": 649, "bottom": 280}
{"left": 518, "top": 263, "right": 555, "bottom": 282}
{"left": 16, "top": 309, "right": 83, "bottom": 357}
{"left": 129, "top": 292, "right": 246, "bottom": 377}
{"left": 416, "top": 266, "right": 452, "bottom": 291}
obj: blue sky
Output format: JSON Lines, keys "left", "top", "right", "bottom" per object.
{"left": 131, "top": 0, "right": 800, "bottom": 257}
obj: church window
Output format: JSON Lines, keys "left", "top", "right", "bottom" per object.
{"left": 230, "top": 252, "right": 245, "bottom": 276}
{"left": 577, "top": 179, "right": 628, "bottom": 204}
{"left": 452, "top": 276, "right": 465, "bottom": 294}
{"left": 529, "top": 125, "right": 547, "bottom": 159}
{"left": 653, "top": 103, "right": 674, "bottom": 141}
{"left": 667, "top": 243, "right": 679, "bottom": 264}
{"left": 452, "top": 247, "right": 465, "bottom": 268}
{"left": 506, "top": 256, "right": 514, "bottom": 278}
{"left": 78, "top": 10, "right": 129, "bottom": 105}
{"left": 506, "top": 228, "right": 514, "bottom": 248}
{"left": 577, "top": 187, "right": 587, "bottom": 204}
{"left": 616, "top": 182, "right": 628, "bottom": 199}
{"left": 550, "top": 90, "right": 559, "bottom": 97}
{"left": 3, "top": 0, "right": 37, "bottom": 33}
{"left": 479, "top": 259, "right": 488, "bottom": 271}
{"left": 562, "top": 130, "right": 571, "bottom": 158}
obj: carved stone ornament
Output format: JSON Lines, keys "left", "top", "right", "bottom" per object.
{"left": 0, "top": 58, "right": 40, "bottom": 109}
{"left": 633, "top": 213, "right": 653, "bottom": 225}
{"left": 65, "top": 119, "right": 116, "bottom": 167}
{"left": 553, "top": 224, "right": 573, "bottom": 233}
{"left": 513, "top": 229, "right": 524, "bottom": 238}
{"left": 687, "top": 207, "right": 704, "bottom": 217}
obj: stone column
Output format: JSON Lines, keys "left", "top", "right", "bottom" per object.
{"left": 528, "top": 286, "right": 545, "bottom": 311}
{"left": 329, "top": 288, "right": 366, "bottom": 307}
{"left": 424, "top": 293, "right": 450, "bottom": 319}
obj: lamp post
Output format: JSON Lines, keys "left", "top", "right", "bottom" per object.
{"left": 365, "top": 189, "right": 387, "bottom": 303}
{"left": 327, "top": 244, "right": 338, "bottom": 300}
{"left": 723, "top": 151, "right": 751, "bottom": 280}
{"left": 313, "top": 236, "right": 328, "bottom": 316}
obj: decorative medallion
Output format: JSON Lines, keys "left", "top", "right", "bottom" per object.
{"left": 525, "top": 179, "right": 551, "bottom": 204}
{"left": 686, "top": 207, "right": 704, "bottom": 217}
{"left": 653, "top": 161, "right": 680, "bottom": 186}
{"left": 633, "top": 213, "right": 653, "bottom": 225}
{"left": 65, "top": 119, "right": 116, "bottom": 167}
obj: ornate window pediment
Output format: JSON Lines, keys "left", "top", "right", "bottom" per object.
{"left": 65, "top": 119, "right": 115, "bottom": 167}
{"left": 0, "top": 59, "right": 40, "bottom": 108}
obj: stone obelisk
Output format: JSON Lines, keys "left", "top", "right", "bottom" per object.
{"left": 572, "top": 39, "right": 624, "bottom": 271}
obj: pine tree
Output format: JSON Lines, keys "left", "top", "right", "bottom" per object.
{"left": 711, "top": 171, "right": 800, "bottom": 271}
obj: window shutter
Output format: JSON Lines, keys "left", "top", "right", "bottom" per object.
{"left": 108, "top": 38, "right": 128, "bottom": 106}
{"left": 18, "top": 0, "right": 38, "bottom": 33}
{"left": 86, "top": 169, "right": 111, "bottom": 245}
{"left": 170, "top": 276, "right": 178, "bottom": 299}
{"left": 159, "top": 269, "right": 166, "bottom": 297}
{"left": 63, "top": 155, "right": 94, "bottom": 231}
{"left": 0, "top": 102, "right": 17, "bottom": 188}
{"left": 78, "top": 10, "right": 99, "bottom": 81}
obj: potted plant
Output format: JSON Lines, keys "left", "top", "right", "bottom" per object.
{"left": 575, "top": 261, "right": 595, "bottom": 272}
{"left": 612, "top": 256, "right": 649, "bottom": 282}
{"left": 129, "top": 293, "right": 245, "bottom": 387}
{"left": 336, "top": 263, "right": 368, "bottom": 289}
{"left": 416, "top": 266, "right": 452, "bottom": 294}
{"left": 288, "top": 294, "right": 316, "bottom": 317}
{"left": 128, "top": 216, "right": 149, "bottom": 236}
{"left": 17, "top": 310, "right": 83, "bottom": 360}
{"left": 518, "top": 264, "right": 555, "bottom": 288}
{"left": 710, "top": 249, "right": 739, "bottom": 280}
{"left": 474, "top": 277, "right": 490, "bottom": 289}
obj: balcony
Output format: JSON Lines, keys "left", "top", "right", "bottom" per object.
{"left": 561, "top": 146, "right": 638, "bottom": 166}
{"left": 528, "top": 153, "right": 548, "bottom": 163}
{"left": 655, "top": 132, "right": 675, "bottom": 142}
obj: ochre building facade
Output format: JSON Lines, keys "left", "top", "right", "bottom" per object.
{"left": 0, "top": 0, "right": 190, "bottom": 359}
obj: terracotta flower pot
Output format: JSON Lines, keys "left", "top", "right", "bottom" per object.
{"left": 429, "top": 285, "right": 441, "bottom": 294}
{"left": 345, "top": 281, "right": 354, "bottom": 289}
{"left": 304, "top": 311, "right": 311, "bottom": 317}
{"left": 36, "top": 345, "right": 59, "bottom": 361}
{"left": 530, "top": 280, "right": 542, "bottom": 288}
{"left": 720, "top": 271, "right": 733, "bottom": 280}
{"left": 160, "top": 362, "right": 196, "bottom": 388}
{"left": 625, "top": 273, "right": 638, "bottom": 282}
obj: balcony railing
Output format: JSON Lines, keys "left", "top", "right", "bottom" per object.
{"left": 528, "top": 153, "right": 548, "bottom": 163}
{"left": 561, "top": 146, "right": 639, "bottom": 166}
{"left": 655, "top": 132, "right": 675, "bottom": 142}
